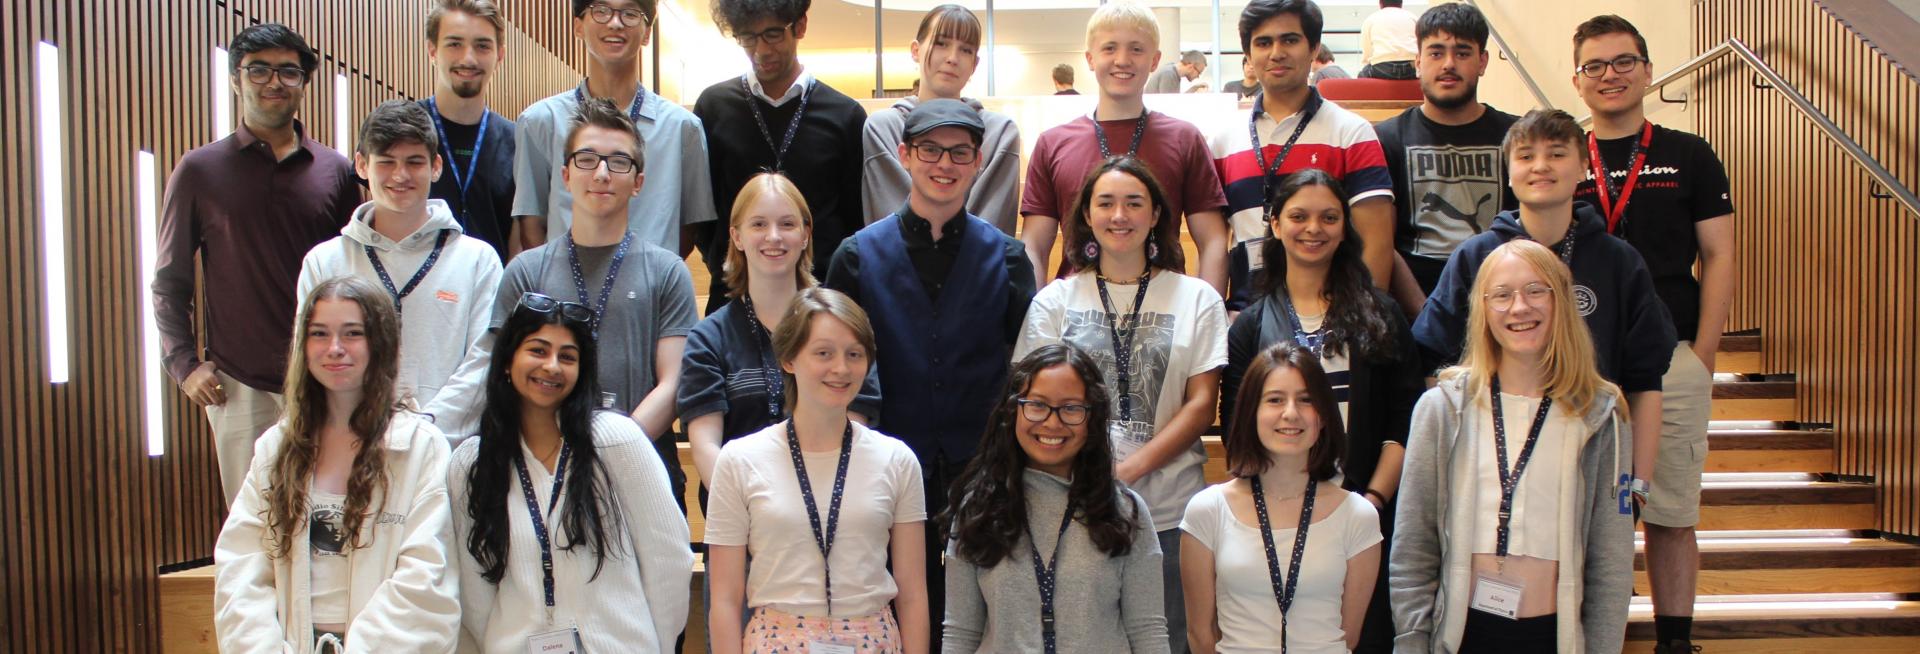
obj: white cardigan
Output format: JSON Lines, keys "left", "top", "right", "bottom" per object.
{"left": 448, "top": 411, "right": 693, "bottom": 653}
{"left": 214, "top": 411, "right": 461, "bottom": 653}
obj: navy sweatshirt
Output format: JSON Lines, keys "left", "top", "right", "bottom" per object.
{"left": 1411, "top": 203, "right": 1676, "bottom": 393}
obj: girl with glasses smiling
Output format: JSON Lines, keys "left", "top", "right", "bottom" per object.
{"left": 942, "top": 343, "right": 1168, "bottom": 653}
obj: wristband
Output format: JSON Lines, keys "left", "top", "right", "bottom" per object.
{"left": 1629, "top": 477, "right": 1651, "bottom": 499}
{"left": 1363, "top": 488, "right": 1389, "bottom": 505}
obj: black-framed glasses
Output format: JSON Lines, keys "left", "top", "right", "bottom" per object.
{"left": 1016, "top": 399, "right": 1091, "bottom": 426}
{"left": 735, "top": 23, "right": 795, "bottom": 48}
{"left": 584, "top": 3, "right": 649, "bottom": 26}
{"left": 239, "top": 64, "right": 308, "bottom": 87}
{"left": 516, "top": 292, "right": 593, "bottom": 323}
{"left": 909, "top": 141, "right": 979, "bottom": 165}
{"left": 1576, "top": 54, "right": 1649, "bottom": 78}
{"left": 1483, "top": 283, "right": 1554, "bottom": 313}
{"left": 567, "top": 150, "right": 639, "bottom": 174}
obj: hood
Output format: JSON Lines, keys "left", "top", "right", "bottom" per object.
{"left": 1488, "top": 201, "right": 1609, "bottom": 244}
{"left": 343, "top": 199, "right": 464, "bottom": 251}
{"left": 1432, "top": 371, "right": 1622, "bottom": 434}
{"left": 888, "top": 95, "right": 987, "bottom": 115}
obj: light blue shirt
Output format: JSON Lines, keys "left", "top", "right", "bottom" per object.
{"left": 512, "top": 84, "right": 718, "bottom": 252}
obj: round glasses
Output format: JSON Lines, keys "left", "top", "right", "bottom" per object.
{"left": 584, "top": 4, "right": 649, "bottom": 27}
{"left": 1016, "top": 399, "right": 1091, "bottom": 426}
{"left": 1483, "top": 283, "right": 1554, "bottom": 313}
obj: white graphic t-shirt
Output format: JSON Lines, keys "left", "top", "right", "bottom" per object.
{"left": 1015, "top": 269, "right": 1228, "bottom": 529}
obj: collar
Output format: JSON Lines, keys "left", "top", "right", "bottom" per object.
{"left": 749, "top": 68, "right": 813, "bottom": 107}
{"left": 230, "top": 119, "right": 314, "bottom": 158}
{"left": 1254, "top": 87, "right": 1322, "bottom": 134}
{"left": 899, "top": 203, "right": 967, "bottom": 247}
{"left": 578, "top": 79, "right": 656, "bottom": 120}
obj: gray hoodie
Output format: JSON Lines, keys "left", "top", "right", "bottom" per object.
{"left": 860, "top": 96, "right": 1023, "bottom": 234}
{"left": 1389, "top": 374, "right": 1635, "bottom": 653}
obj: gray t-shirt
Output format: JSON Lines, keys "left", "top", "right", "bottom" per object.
{"left": 493, "top": 233, "right": 697, "bottom": 412}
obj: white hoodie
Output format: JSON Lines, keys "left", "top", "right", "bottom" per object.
{"left": 298, "top": 200, "right": 502, "bottom": 439}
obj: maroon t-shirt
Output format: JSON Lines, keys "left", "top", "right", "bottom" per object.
{"left": 154, "top": 123, "right": 359, "bottom": 392}
{"left": 1020, "top": 112, "right": 1229, "bottom": 274}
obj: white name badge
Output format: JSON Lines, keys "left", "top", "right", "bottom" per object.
{"left": 808, "top": 642, "right": 856, "bottom": 654}
{"left": 1469, "top": 572, "right": 1525, "bottom": 620}
{"left": 600, "top": 392, "right": 618, "bottom": 410}
{"left": 528, "top": 627, "right": 585, "bottom": 654}
{"left": 1246, "top": 236, "right": 1268, "bottom": 272}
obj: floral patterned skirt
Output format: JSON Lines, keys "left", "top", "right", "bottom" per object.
{"left": 742, "top": 607, "right": 901, "bottom": 653}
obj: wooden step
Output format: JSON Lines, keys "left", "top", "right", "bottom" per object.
{"left": 1627, "top": 594, "right": 1920, "bottom": 651}
{"left": 160, "top": 565, "right": 217, "bottom": 652}
{"left": 1634, "top": 532, "right": 1920, "bottom": 596}
{"left": 1694, "top": 473, "right": 1877, "bottom": 531}
{"left": 1707, "top": 428, "right": 1834, "bottom": 473}
{"left": 1717, "top": 333, "right": 1764, "bottom": 374}
{"left": 1713, "top": 379, "right": 1797, "bottom": 421}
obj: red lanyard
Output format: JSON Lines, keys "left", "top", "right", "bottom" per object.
{"left": 1588, "top": 121, "right": 1654, "bottom": 235}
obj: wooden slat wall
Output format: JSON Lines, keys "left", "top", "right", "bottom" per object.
{"left": 1696, "top": 0, "right": 1920, "bottom": 536}
{"left": 0, "top": 1, "right": 582, "bottom": 649}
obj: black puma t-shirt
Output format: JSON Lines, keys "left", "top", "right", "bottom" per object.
{"left": 1376, "top": 104, "right": 1521, "bottom": 293}
{"left": 1575, "top": 124, "right": 1734, "bottom": 341}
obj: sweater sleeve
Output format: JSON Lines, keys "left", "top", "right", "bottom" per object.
{"left": 603, "top": 414, "right": 695, "bottom": 651}
{"left": 155, "top": 157, "right": 205, "bottom": 383}
{"left": 860, "top": 112, "right": 911, "bottom": 225}
{"left": 976, "top": 119, "right": 1025, "bottom": 231}
{"left": 1390, "top": 388, "right": 1454, "bottom": 653}
{"left": 346, "top": 428, "right": 463, "bottom": 652}
{"left": 1412, "top": 246, "right": 1475, "bottom": 375}
{"left": 423, "top": 252, "right": 504, "bottom": 439}
{"left": 1582, "top": 412, "right": 1635, "bottom": 654}
{"left": 1382, "top": 301, "right": 1424, "bottom": 445}
{"left": 676, "top": 318, "right": 730, "bottom": 421}
{"left": 1122, "top": 490, "right": 1173, "bottom": 653}
{"left": 1614, "top": 253, "right": 1678, "bottom": 394}
{"left": 1221, "top": 304, "right": 1263, "bottom": 432}
{"left": 445, "top": 439, "right": 496, "bottom": 651}
{"left": 938, "top": 540, "right": 988, "bottom": 654}
{"left": 213, "top": 429, "right": 296, "bottom": 654}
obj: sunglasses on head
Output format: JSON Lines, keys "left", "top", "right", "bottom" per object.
{"left": 516, "top": 292, "right": 593, "bottom": 324}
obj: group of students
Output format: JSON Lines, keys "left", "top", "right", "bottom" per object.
{"left": 169, "top": 0, "right": 1736, "bottom": 652}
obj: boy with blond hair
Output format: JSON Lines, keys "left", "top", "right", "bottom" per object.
{"left": 1020, "top": 0, "right": 1229, "bottom": 305}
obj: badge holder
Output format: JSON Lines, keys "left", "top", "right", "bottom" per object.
{"left": 807, "top": 642, "right": 857, "bottom": 654}
{"left": 528, "top": 625, "right": 586, "bottom": 654}
{"left": 600, "top": 392, "right": 617, "bottom": 410}
{"left": 1470, "top": 558, "right": 1527, "bottom": 620}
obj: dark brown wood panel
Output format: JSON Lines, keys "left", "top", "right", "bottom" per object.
{"left": 0, "top": 1, "right": 583, "bottom": 649}
{"left": 1698, "top": 0, "right": 1920, "bottom": 537}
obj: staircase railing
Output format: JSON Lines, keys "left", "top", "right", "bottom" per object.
{"left": 1462, "top": 0, "right": 1553, "bottom": 110}
{"left": 1581, "top": 38, "right": 1920, "bottom": 217}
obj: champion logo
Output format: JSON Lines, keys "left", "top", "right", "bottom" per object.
{"left": 1574, "top": 285, "right": 1598, "bottom": 317}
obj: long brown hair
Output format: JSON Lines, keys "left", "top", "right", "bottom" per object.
{"left": 1441, "top": 240, "right": 1619, "bottom": 417}
{"left": 265, "top": 276, "right": 404, "bottom": 558}
{"left": 1224, "top": 341, "right": 1345, "bottom": 481}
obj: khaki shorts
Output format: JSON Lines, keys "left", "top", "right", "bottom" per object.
{"left": 1644, "top": 341, "right": 1713, "bottom": 528}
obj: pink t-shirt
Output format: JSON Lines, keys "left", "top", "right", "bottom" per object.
{"left": 1021, "top": 113, "right": 1230, "bottom": 272}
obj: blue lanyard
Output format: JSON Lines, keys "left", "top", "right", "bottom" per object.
{"left": 575, "top": 80, "right": 647, "bottom": 125}
{"left": 512, "top": 443, "right": 572, "bottom": 625}
{"left": 424, "top": 97, "right": 489, "bottom": 209}
{"left": 363, "top": 231, "right": 450, "bottom": 315}
{"left": 1249, "top": 474, "right": 1317, "bottom": 654}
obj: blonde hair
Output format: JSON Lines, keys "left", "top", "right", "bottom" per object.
{"left": 723, "top": 173, "right": 817, "bottom": 299}
{"left": 1086, "top": 0, "right": 1161, "bottom": 50}
{"left": 1440, "top": 240, "right": 1619, "bottom": 417}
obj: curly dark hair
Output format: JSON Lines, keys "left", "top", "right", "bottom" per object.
{"left": 1255, "top": 169, "right": 1397, "bottom": 363}
{"left": 943, "top": 344, "right": 1142, "bottom": 567}
{"left": 711, "top": 0, "right": 811, "bottom": 36}
{"left": 463, "top": 298, "right": 623, "bottom": 585}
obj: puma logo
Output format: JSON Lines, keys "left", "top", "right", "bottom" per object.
{"left": 1421, "top": 192, "right": 1492, "bottom": 232}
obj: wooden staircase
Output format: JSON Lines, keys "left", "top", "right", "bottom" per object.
{"left": 1621, "top": 333, "right": 1920, "bottom": 652}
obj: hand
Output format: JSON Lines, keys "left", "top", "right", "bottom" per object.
{"left": 182, "top": 362, "right": 227, "bottom": 406}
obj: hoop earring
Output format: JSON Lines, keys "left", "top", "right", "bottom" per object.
{"left": 1083, "top": 239, "right": 1100, "bottom": 261}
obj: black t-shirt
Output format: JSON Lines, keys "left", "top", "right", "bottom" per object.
{"left": 1574, "top": 124, "right": 1734, "bottom": 341}
{"left": 1376, "top": 104, "right": 1520, "bottom": 293}
{"left": 419, "top": 101, "right": 517, "bottom": 263}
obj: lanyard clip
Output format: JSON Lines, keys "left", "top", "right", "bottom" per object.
{"left": 1041, "top": 612, "right": 1056, "bottom": 635}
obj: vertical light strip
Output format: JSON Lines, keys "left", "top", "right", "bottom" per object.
{"left": 36, "top": 41, "right": 70, "bottom": 385}
{"left": 137, "top": 151, "right": 165, "bottom": 457}
{"left": 334, "top": 72, "right": 350, "bottom": 155}
{"left": 213, "top": 47, "right": 232, "bottom": 140}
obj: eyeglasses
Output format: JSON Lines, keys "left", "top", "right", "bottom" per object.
{"left": 909, "top": 141, "right": 979, "bottom": 165}
{"left": 1576, "top": 54, "right": 1649, "bottom": 78}
{"left": 239, "top": 64, "right": 309, "bottom": 87}
{"left": 1016, "top": 399, "right": 1091, "bottom": 426}
{"left": 516, "top": 292, "right": 593, "bottom": 324}
{"left": 567, "top": 150, "right": 639, "bottom": 174}
{"left": 1483, "top": 283, "right": 1554, "bottom": 313}
{"left": 585, "top": 3, "right": 649, "bottom": 27}
{"left": 735, "top": 23, "right": 795, "bottom": 48}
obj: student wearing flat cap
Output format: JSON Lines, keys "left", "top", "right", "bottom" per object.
{"left": 825, "top": 98, "right": 1037, "bottom": 647}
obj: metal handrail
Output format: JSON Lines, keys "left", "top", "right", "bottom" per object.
{"left": 1579, "top": 38, "right": 1919, "bottom": 217}
{"left": 1463, "top": 0, "right": 1552, "bottom": 110}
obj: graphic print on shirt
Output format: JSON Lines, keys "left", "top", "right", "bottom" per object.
{"left": 310, "top": 501, "right": 348, "bottom": 557}
{"left": 1061, "top": 308, "right": 1174, "bottom": 461}
{"left": 1404, "top": 144, "right": 1504, "bottom": 257}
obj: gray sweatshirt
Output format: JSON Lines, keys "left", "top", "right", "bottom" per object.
{"left": 860, "top": 96, "right": 1023, "bottom": 234}
{"left": 942, "top": 469, "right": 1170, "bottom": 654}
{"left": 1389, "top": 374, "right": 1635, "bottom": 654}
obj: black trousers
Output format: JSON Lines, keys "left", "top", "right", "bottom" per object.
{"left": 1460, "top": 611, "right": 1558, "bottom": 653}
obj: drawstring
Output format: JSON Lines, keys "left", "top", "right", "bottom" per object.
{"left": 314, "top": 632, "right": 345, "bottom": 653}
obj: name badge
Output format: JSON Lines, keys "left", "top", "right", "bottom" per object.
{"left": 600, "top": 392, "right": 618, "bottom": 410}
{"left": 1246, "top": 236, "right": 1268, "bottom": 272}
{"left": 528, "top": 626, "right": 585, "bottom": 654}
{"left": 1469, "top": 572, "right": 1525, "bottom": 620}
{"left": 808, "top": 642, "right": 856, "bottom": 654}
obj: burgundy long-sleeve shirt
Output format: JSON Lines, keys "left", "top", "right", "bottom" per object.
{"left": 153, "top": 122, "right": 358, "bottom": 392}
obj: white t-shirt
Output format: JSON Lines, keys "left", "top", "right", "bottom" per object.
{"left": 1014, "top": 269, "right": 1229, "bottom": 530}
{"left": 308, "top": 489, "right": 351, "bottom": 625}
{"left": 1470, "top": 392, "right": 1582, "bottom": 560}
{"left": 1360, "top": 7, "right": 1418, "bottom": 65}
{"left": 1181, "top": 483, "right": 1382, "bottom": 654}
{"left": 1297, "top": 312, "right": 1353, "bottom": 426}
{"left": 705, "top": 420, "right": 927, "bottom": 618}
